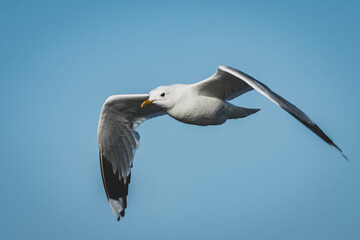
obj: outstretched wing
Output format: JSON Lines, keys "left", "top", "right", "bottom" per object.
{"left": 194, "top": 66, "right": 347, "bottom": 159}
{"left": 194, "top": 66, "right": 254, "bottom": 100}
{"left": 98, "top": 94, "right": 165, "bottom": 220}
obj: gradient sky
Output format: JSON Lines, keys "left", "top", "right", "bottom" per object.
{"left": 1, "top": 1, "right": 359, "bottom": 239}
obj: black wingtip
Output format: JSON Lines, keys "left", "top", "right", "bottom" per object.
{"left": 341, "top": 152, "right": 349, "bottom": 162}
{"left": 100, "top": 152, "right": 131, "bottom": 221}
{"left": 120, "top": 210, "right": 125, "bottom": 217}
{"left": 331, "top": 143, "right": 349, "bottom": 161}
{"left": 340, "top": 150, "right": 349, "bottom": 161}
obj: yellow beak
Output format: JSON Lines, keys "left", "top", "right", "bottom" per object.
{"left": 141, "top": 99, "right": 154, "bottom": 108}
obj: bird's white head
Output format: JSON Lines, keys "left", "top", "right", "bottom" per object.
{"left": 141, "top": 84, "right": 186, "bottom": 110}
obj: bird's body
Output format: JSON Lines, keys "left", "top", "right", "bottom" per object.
{"left": 168, "top": 91, "right": 228, "bottom": 125}
{"left": 98, "top": 66, "right": 347, "bottom": 221}
{"left": 148, "top": 83, "right": 258, "bottom": 126}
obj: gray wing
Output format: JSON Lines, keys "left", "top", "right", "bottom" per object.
{"left": 98, "top": 94, "right": 165, "bottom": 220}
{"left": 194, "top": 66, "right": 254, "bottom": 100}
{"left": 194, "top": 66, "right": 347, "bottom": 159}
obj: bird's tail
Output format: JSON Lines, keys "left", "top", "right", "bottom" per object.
{"left": 226, "top": 103, "right": 260, "bottom": 119}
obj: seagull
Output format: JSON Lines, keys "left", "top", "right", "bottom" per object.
{"left": 97, "top": 65, "right": 347, "bottom": 220}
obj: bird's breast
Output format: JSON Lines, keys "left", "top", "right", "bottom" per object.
{"left": 167, "top": 96, "right": 227, "bottom": 126}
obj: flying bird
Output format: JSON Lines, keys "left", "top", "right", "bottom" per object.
{"left": 97, "top": 66, "right": 347, "bottom": 220}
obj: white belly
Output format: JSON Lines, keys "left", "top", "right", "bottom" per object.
{"left": 167, "top": 96, "right": 228, "bottom": 126}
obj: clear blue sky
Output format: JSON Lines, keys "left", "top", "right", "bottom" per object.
{"left": 1, "top": 1, "right": 359, "bottom": 239}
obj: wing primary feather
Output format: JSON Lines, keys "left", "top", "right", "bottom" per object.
{"left": 219, "top": 66, "right": 347, "bottom": 160}
{"left": 100, "top": 151, "right": 130, "bottom": 220}
{"left": 285, "top": 108, "right": 348, "bottom": 161}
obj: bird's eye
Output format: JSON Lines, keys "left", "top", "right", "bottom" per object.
{"left": 161, "top": 93, "right": 165, "bottom": 97}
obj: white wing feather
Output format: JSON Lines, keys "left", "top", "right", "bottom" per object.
{"left": 98, "top": 94, "right": 165, "bottom": 220}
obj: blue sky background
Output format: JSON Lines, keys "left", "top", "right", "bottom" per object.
{"left": 1, "top": 1, "right": 359, "bottom": 239}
